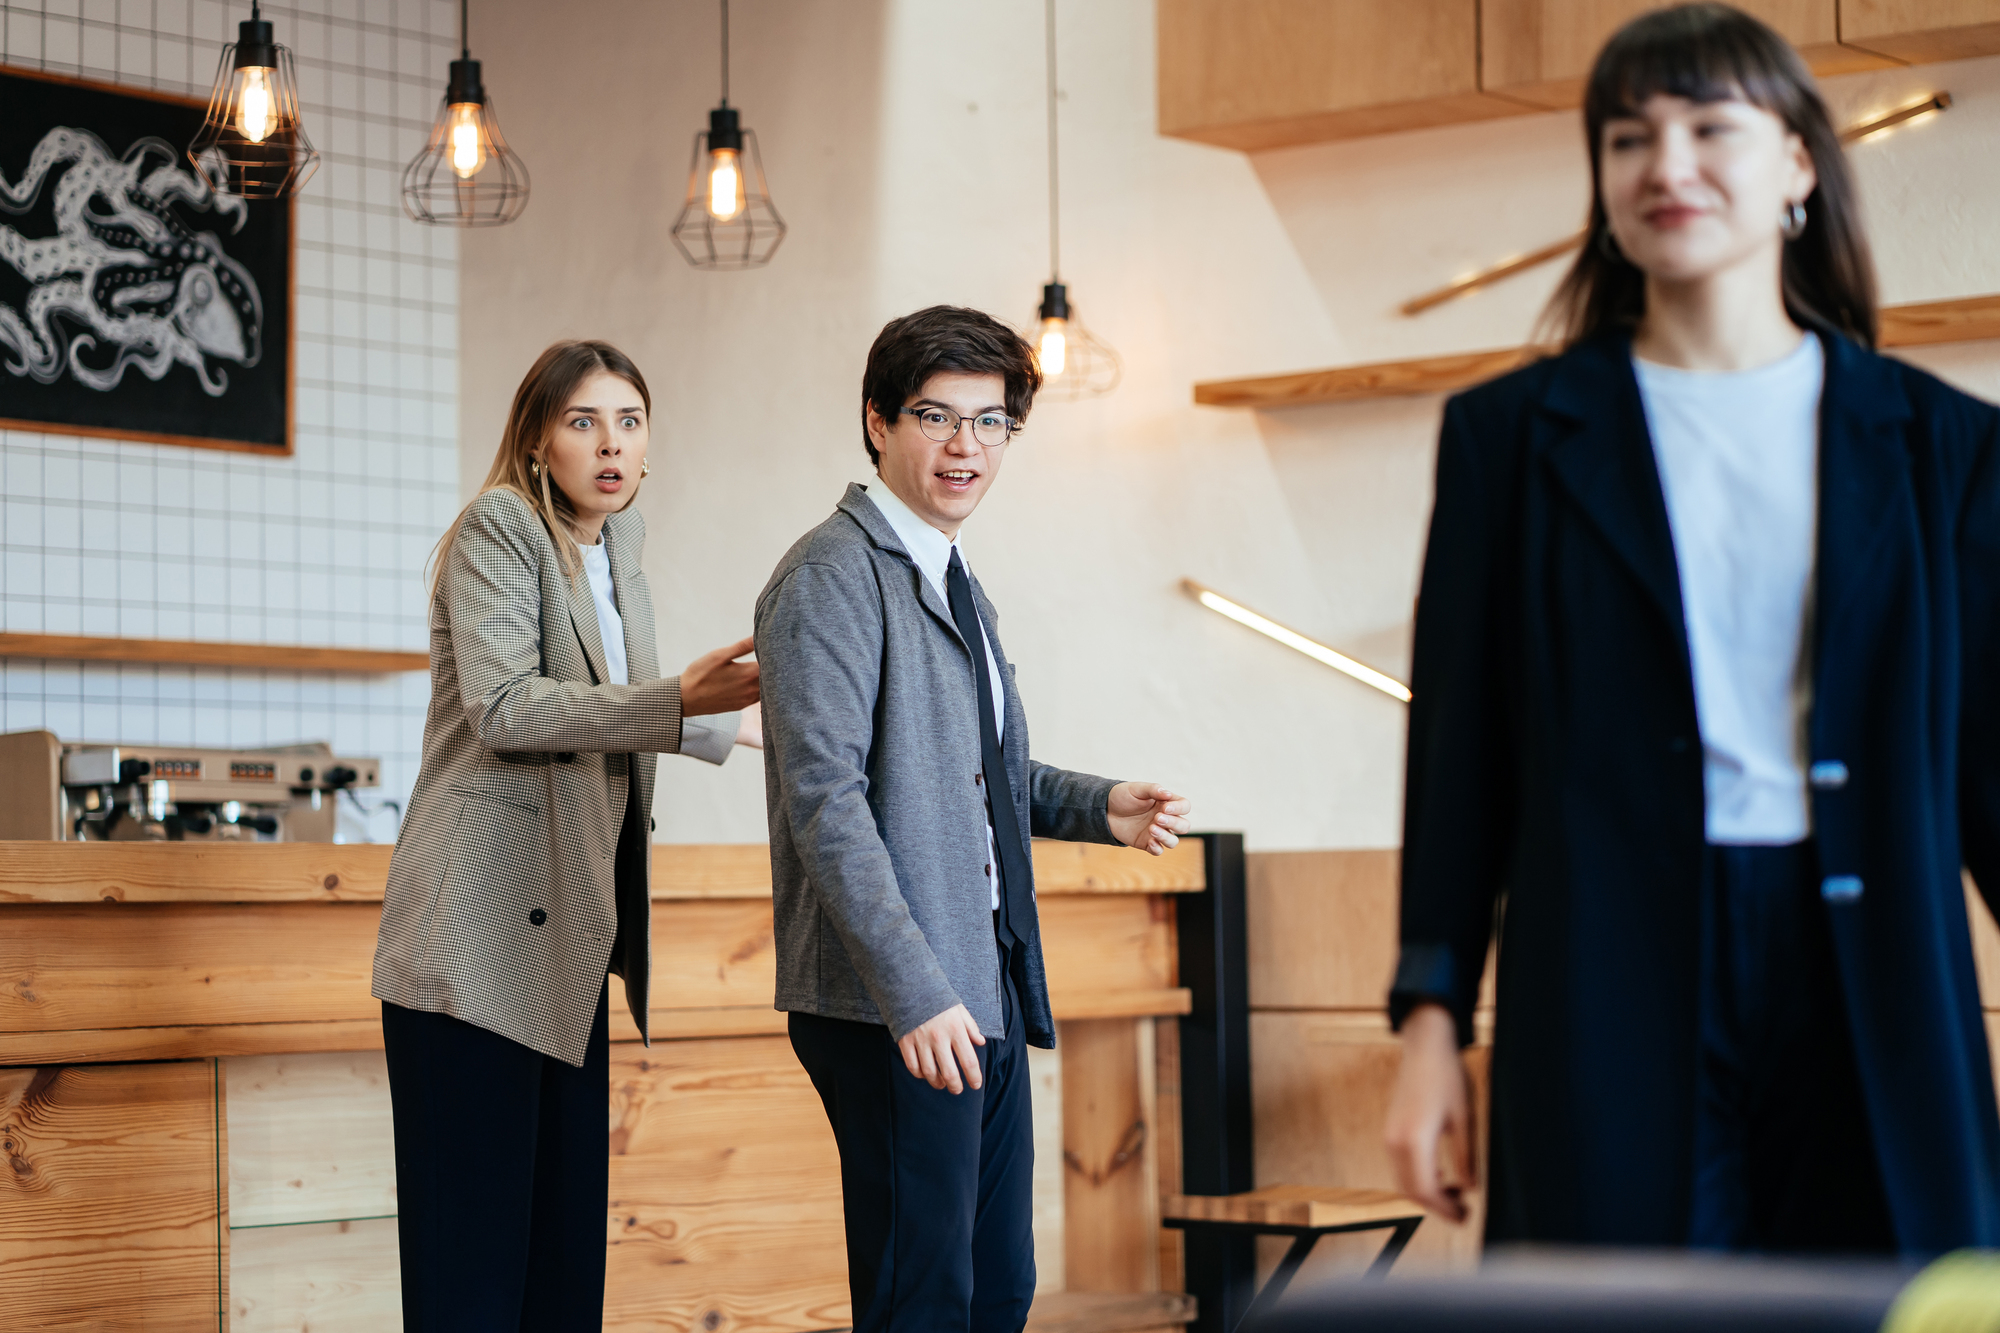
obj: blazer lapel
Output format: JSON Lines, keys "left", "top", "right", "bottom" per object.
{"left": 1815, "top": 333, "right": 1914, "bottom": 645}
{"left": 605, "top": 516, "right": 658, "bottom": 683}
{"left": 1539, "top": 335, "right": 1692, "bottom": 657}
{"left": 564, "top": 550, "right": 612, "bottom": 686}
{"left": 836, "top": 483, "right": 969, "bottom": 650}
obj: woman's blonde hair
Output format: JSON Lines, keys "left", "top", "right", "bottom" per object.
{"left": 430, "top": 340, "right": 652, "bottom": 592}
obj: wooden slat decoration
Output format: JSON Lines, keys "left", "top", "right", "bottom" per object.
{"left": 226, "top": 1051, "right": 396, "bottom": 1229}
{"left": 0, "top": 1019, "right": 389, "bottom": 1065}
{"left": 0, "top": 631, "right": 428, "bottom": 673}
{"left": 1029, "top": 1045, "right": 1068, "bottom": 1294}
{"left": 0, "top": 837, "right": 1204, "bottom": 905}
{"left": 1193, "top": 294, "right": 2000, "bottom": 409}
{"left": 0, "top": 902, "right": 383, "bottom": 1033}
{"left": 0, "top": 1060, "right": 224, "bottom": 1327}
{"left": 603, "top": 1034, "right": 851, "bottom": 1333}
{"left": 230, "top": 1216, "right": 401, "bottom": 1333}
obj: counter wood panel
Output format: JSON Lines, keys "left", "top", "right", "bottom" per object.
{"left": 230, "top": 1216, "right": 401, "bottom": 1333}
{"left": 227, "top": 1051, "right": 396, "bottom": 1229}
{"left": 0, "top": 837, "right": 1204, "bottom": 904}
{"left": 603, "top": 1034, "right": 851, "bottom": 1333}
{"left": 0, "top": 1060, "right": 224, "bottom": 1329}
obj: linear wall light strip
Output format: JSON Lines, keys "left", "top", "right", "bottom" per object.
{"left": 1398, "top": 92, "right": 1951, "bottom": 318}
{"left": 1183, "top": 579, "right": 1411, "bottom": 703}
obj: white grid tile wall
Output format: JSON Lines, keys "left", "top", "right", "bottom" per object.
{"left": 0, "top": 0, "right": 462, "bottom": 821}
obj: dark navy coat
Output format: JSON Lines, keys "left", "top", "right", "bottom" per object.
{"left": 1390, "top": 331, "right": 2000, "bottom": 1253}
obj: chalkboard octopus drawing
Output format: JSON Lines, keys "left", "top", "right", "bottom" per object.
{"left": 0, "top": 127, "right": 262, "bottom": 395}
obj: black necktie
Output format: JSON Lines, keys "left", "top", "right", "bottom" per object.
{"left": 945, "top": 548, "right": 1035, "bottom": 950}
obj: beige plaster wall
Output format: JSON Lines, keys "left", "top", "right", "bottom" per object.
{"left": 458, "top": 0, "right": 2000, "bottom": 849}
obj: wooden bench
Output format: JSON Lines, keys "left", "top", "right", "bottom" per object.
{"left": 1163, "top": 1186, "right": 1425, "bottom": 1328}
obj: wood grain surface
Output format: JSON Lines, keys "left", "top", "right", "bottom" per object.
{"left": 603, "top": 1035, "right": 851, "bottom": 1333}
{"left": 1250, "top": 1011, "right": 1490, "bottom": 1276}
{"left": 0, "top": 837, "right": 1205, "bottom": 905}
{"left": 1163, "top": 1183, "right": 1423, "bottom": 1228}
{"left": 0, "top": 1019, "right": 389, "bottom": 1064}
{"left": 1024, "top": 1290, "right": 1198, "bottom": 1333}
{"left": 1840, "top": 0, "right": 2000, "bottom": 62}
{"left": 0, "top": 1060, "right": 223, "bottom": 1328}
{"left": 226, "top": 1051, "right": 396, "bottom": 1229}
{"left": 0, "top": 631, "right": 428, "bottom": 673}
{"left": 1194, "top": 294, "right": 2000, "bottom": 409}
{"left": 1062, "top": 1017, "right": 1161, "bottom": 1295}
{"left": 1248, "top": 850, "right": 1401, "bottom": 1010}
{"left": 230, "top": 1216, "right": 400, "bottom": 1333}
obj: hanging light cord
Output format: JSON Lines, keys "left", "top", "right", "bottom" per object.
{"left": 720, "top": 0, "right": 731, "bottom": 105}
{"left": 1045, "top": 0, "right": 1060, "bottom": 282}
{"left": 459, "top": 0, "right": 468, "bottom": 60}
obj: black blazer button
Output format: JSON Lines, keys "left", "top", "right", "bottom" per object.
{"left": 556, "top": 752, "right": 576, "bottom": 764}
{"left": 974, "top": 773, "right": 983, "bottom": 786}
{"left": 529, "top": 908, "right": 547, "bottom": 926}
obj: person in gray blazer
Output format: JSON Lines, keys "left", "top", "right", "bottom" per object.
{"left": 370, "top": 340, "right": 760, "bottom": 1332}
{"left": 756, "top": 305, "right": 1193, "bottom": 1333}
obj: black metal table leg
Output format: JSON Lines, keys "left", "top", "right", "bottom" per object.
{"left": 1364, "top": 1216, "right": 1422, "bottom": 1279}
{"left": 1232, "top": 1230, "right": 1323, "bottom": 1332}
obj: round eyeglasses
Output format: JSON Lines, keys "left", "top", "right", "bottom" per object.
{"left": 901, "top": 405, "right": 1018, "bottom": 449}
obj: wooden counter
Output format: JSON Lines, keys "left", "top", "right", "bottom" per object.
{"left": 0, "top": 839, "right": 1204, "bottom": 1332}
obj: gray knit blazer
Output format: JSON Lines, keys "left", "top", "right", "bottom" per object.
{"left": 371, "top": 488, "right": 733, "bottom": 1066}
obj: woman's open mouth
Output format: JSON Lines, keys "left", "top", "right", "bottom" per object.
{"left": 595, "top": 468, "right": 624, "bottom": 493}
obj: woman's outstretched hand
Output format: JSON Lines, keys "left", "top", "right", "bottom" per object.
{"left": 681, "top": 637, "right": 760, "bottom": 717}
{"left": 1383, "top": 1002, "right": 1476, "bottom": 1223}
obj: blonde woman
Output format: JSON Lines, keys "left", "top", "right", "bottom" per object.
{"left": 371, "top": 340, "right": 759, "bottom": 1330}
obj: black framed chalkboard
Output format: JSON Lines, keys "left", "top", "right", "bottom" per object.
{"left": 0, "top": 65, "right": 293, "bottom": 455}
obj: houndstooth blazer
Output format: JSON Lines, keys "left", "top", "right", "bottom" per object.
{"left": 371, "top": 487, "right": 733, "bottom": 1067}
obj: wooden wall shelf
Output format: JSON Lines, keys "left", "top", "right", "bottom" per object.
{"left": 0, "top": 632, "right": 428, "bottom": 674}
{"left": 1193, "top": 293, "right": 2000, "bottom": 410}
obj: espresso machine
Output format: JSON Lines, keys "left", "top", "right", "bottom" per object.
{"left": 0, "top": 730, "right": 383, "bottom": 842}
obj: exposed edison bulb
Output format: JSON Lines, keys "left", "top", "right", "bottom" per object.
{"left": 1037, "top": 317, "right": 1069, "bottom": 378}
{"left": 446, "top": 103, "right": 487, "bottom": 179}
{"left": 236, "top": 65, "right": 276, "bottom": 143}
{"left": 707, "top": 147, "right": 742, "bottom": 221}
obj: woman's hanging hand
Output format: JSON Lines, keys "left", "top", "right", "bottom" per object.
{"left": 1383, "top": 1002, "right": 1477, "bottom": 1223}
{"left": 681, "top": 636, "right": 760, "bottom": 716}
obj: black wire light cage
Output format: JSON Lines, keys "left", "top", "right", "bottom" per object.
{"left": 1026, "top": 0, "right": 1118, "bottom": 400}
{"left": 403, "top": 0, "right": 529, "bottom": 226}
{"left": 188, "top": 1, "right": 319, "bottom": 199}
{"left": 670, "top": 0, "right": 786, "bottom": 270}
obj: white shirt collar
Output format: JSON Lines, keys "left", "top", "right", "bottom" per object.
{"left": 862, "top": 479, "right": 963, "bottom": 596}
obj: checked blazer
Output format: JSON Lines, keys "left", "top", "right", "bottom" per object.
{"left": 371, "top": 487, "right": 732, "bottom": 1067}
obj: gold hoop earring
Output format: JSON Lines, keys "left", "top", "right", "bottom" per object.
{"left": 528, "top": 459, "right": 541, "bottom": 477}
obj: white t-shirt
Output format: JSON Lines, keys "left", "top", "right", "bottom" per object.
{"left": 577, "top": 538, "right": 628, "bottom": 687}
{"left": 861, "top": 481, "right": 1007, "bottom": 910}
{"left": 1634, "top": 333, "right": 1823, "bottom": 845}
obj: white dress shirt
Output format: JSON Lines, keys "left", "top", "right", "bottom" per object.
{"left": 1635, "top": 333, "right": 1823, "bottom": 845}
{"left": 863, "top": 481, "right": 1007, "bottom": 909}
{"left": 577, "top": 538, "right": 628, "bottom": 686}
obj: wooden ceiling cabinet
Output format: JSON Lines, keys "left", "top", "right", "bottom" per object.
{"left": 1480, "top": 1, "right": 1895, "bottom": 109}
{"left": 1841, "top": 0, "right": 2000, "bottom": 62}
{"left": 1157, "top": 0, "right": 1533, "bottom": 150}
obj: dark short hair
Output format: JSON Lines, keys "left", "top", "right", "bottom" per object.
{"left": 860, "top": 305, "right": 1041, "bottom": 465}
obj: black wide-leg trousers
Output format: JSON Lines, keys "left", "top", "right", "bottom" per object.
{"left": 1688, "top": 839, "right": 1896, "bottom": 1252}
{"left": 381, "top": 984, "right": 611, "bottom": 1332}
{"left": 789, "top": 939, "right": 1037, "bottom": 1333}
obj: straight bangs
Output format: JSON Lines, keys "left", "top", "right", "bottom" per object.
{"left": 1540, "top": 3, "right": 1877, "bottom": 350}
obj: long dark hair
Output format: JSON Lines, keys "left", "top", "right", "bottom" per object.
{"left": 1540, "top": 3, "right": 1877, "bottom": 349}
{"left": 431, "top": 340, "right": 652, "bottom": 591}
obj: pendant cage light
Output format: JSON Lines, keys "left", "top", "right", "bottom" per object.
{"left": 189, "top": 1, "right": 318, "bottom": 199}
{"left": 1028, "top": 0, "right": 1118, "bottom": 401}
{"left": 670, "top": 0, "right": 786, "bottom": 270}
{"left": 403, "top": 0, "right": 529, "bottom": 226}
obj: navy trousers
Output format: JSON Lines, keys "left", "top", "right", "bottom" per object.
{"left": 1689, "top": 840, "right": 1896, "bottom": 1252}
{"left": 790, "top": 938, "right": 1037, "bottom": 1333}
{"left": 381, "top": 984, "right": 611, "bottom": 1331}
